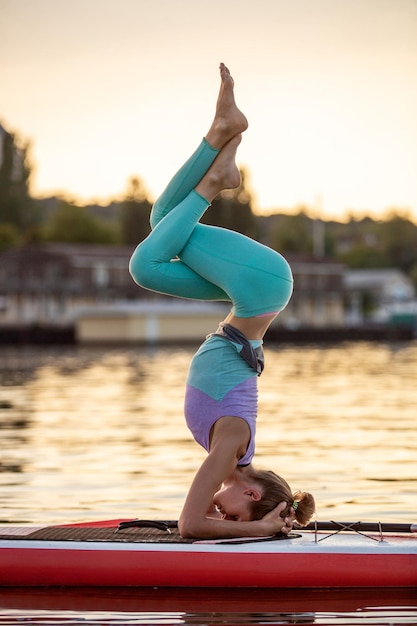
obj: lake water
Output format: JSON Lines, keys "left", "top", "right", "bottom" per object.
{"left": 0, "top": 340, "right": 416, "bottom": 624}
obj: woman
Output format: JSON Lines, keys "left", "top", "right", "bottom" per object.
{"left": 130, "top": 63, "right": 315, "bottom": 539}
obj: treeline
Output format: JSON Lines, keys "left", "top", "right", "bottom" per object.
{"left": 1, "top": 125, "right": 417, "bottom": 288}
{"left": 265, "top": 210, "right": 417, "bottom": 286}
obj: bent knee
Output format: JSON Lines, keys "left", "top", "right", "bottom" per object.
{"left": 129, "top": 243, "right": 154, "bottom": 289}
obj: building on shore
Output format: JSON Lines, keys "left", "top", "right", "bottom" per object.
{"left": 1, "top": 243, "right": 350, "bottom": 343}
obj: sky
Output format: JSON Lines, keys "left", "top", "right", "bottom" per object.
{"left": 1, "top": 0, "right": 417, "bottom": 221}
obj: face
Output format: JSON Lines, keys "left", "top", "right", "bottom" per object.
{"left": 212, "top": 483, "right": 253, "bottom": 521}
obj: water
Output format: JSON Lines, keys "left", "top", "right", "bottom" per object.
{"left": 1, "top": 340, "right": 416, "bottom": 624}
{"left": 0, "top": 587, "right": 416, "bottom": 625}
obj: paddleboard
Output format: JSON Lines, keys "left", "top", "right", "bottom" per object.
{"left": 0, "top": 518, "right": 416, "bottom": 588}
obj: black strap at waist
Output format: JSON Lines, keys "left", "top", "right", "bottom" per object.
{"left": 207, "top": 322, "right": 264, "bottom": 376}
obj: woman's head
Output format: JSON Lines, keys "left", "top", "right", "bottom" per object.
{"left": 213, "top": 479, "right": 261, "bottom": 521}
{"left": 246, "top": 467, "right": 315, "bottom": 527}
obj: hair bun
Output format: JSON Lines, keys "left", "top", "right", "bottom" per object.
{"left": 292, "top": 490, "right": 315, "bottom": 526}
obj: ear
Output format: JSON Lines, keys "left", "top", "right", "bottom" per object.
{"left": 244, "top": 487, "right": 262, "bottom": 502}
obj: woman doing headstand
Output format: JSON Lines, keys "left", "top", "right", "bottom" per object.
{"left": 130, "top": 63, "right": 315, "bottom": 539}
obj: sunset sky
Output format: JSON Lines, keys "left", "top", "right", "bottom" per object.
{"left": 2, "top": 0, "right": 417, "bottom": 221}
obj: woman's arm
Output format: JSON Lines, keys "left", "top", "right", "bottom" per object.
{"left": 178, "top": 417, "right": 293, "bottom": 539}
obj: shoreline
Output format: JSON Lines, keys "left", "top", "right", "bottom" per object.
{"left": 0, "top": 323, "right": 414, "bottom": 346}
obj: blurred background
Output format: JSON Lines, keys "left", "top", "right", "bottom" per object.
{"left": 0, "top": 0, "right": 416, "bottom": 528}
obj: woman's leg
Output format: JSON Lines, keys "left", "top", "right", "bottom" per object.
{"left": 180, "top": 223, "right": 293, "bottom": 318}
{"left": 150, "top": 63, "right": 248, "bottom": 229}
{"left": 129, "top": 136, "right": 242, "bottom": 302}
{"left": 150, "top": 139, "right": 219, "bottom": 229}
{"left": 130, "top": 63, "right": 248, "bottom": 302}
{"left": 150, "top": 138, "right": 220, "bottom": 229}
{"left": 130, "top": 135, "right": 293, "bottom": 315}
{"left": 130, "top": 62, "right": 292, "bottom": 318}
{"left": 178, "top": 147, "right": 293, "bottom": 318}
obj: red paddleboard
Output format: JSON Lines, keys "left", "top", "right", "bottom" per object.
{"left": 0, "top": 518, "right": 416, "bottom": 588}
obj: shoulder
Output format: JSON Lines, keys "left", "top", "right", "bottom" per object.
{"left": 210, "top": 416, "right": 251, "bottom": 460}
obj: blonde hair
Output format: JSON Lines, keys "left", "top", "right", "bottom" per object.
{"left": 246, "top": 468, "right": 315, "bottom": 527}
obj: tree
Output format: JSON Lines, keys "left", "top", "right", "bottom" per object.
{"left": 334, "top": 211, "right": 417, "bottom": 271}
{"left": 338, "top": 243, "right": 389, "bottom": 269}
{"left": 0, "top": 125, "right": 37, "bottom": 233}
{"left": 377, "top": 212, "right": 417, "bottom": 272}
{"left": 119, "top": 176, "right": 152, "bottom": 245}
{"left": 270, "top": 209, "right": 314, "bottom": 254}
{"left": 0, "top": 223, "right": 19, "bottom": 252}
{"left": 44, "top": 200, "right": 118, "bottom": 244}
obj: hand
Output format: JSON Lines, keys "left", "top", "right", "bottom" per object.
{"left": 262, "top": 501, "right": 295, "bottom": 536}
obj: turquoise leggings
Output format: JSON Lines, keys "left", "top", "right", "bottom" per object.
{"left": 129, "top": 139, "right": 293, "bottom": 317}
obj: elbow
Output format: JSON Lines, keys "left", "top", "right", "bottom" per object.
{"left": 178, "top": 516, "right": 200, "bottom": 539}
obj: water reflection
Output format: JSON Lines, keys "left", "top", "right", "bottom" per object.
{"left": 0, "top": 587, "right": 416, "bottom": 625}
{"left": 0, "top": 341, "right": 416, "bottom": 525}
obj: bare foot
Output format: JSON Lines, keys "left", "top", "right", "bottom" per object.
{"left": 195, "top": 134, "right": 242, "bottom": 202}
{"left": 205, "top": 63, "right": 248, "bottom": 150}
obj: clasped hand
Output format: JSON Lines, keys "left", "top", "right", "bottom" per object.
{"left": 261, "top": 501, "right": 296, "bottom": 536}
